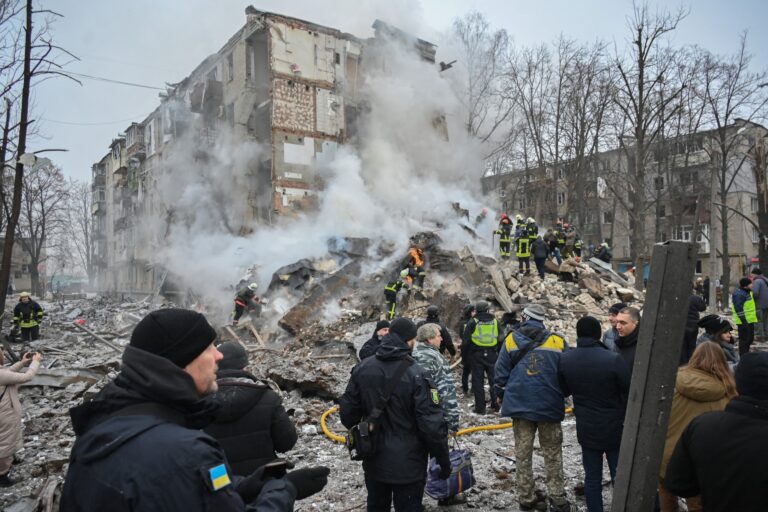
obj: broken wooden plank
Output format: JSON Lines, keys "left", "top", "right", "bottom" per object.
{"left": 72, "top": 322, "right": 122, "bottom": 353}
{"left": 245, "top": 323, "right": 266, "bottom": 348}
{"left": 488, "top": 265, "right": 515, "bottom": 313}
{"left": 38, "top": 476, "right": 59, "bottom": 512}
{"left": 22, "top": 368, "right": 103, "bottom": 388}
{"left": 588, "top": 257, "right": 630, "bottom": 286}
{"left": 224, "top": 325, "right": 248, "bottom": 350}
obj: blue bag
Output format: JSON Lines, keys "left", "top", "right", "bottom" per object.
{"left": 425, "top": 447, "right": 476, "bottom": 500}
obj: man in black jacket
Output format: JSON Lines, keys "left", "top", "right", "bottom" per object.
{"left": 205, "top": 342, "right": 298, "bottom": 476}
{"left": 614, "top": 307, "right": 641, "bottom": 375}
{"left": 558, "top": 316, "right": 630, "bottom": 512}
{"left": 61, "top": 308, "right": 328, "bottom": 512}
{"left": 665, "top": 352, "right": 768, "bottom": 511}
{"left": 417, "top": 305, "right": 456, "bottom": 358}
{"left": 681, "top": 295, "right": 706, "bottom": 365}
{"left": 339, "top": 317, "right": 451, "bottom": 512}
{"left": 359, "top": 320, "right": 390, "bottom": 360}
{"left": 462, "top": 301, "right": 502, "bottom": 414}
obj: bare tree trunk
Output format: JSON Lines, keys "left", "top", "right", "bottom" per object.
{"left": 0, "top": 0, "right": 31, "bottom": 316}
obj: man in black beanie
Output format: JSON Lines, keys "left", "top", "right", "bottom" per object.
{"left": 340, "top": 316, "right": 451, "bottom": 511}
{"left": 558, "top": 316, "right": 631, "bottom": 512}
{"left": 359, "top": 320, "right": 390, "bottom": 360}
{"left": 666, "top": 352, "right": 768, "bottom": 511}
{"left": 61, "top": 308, "right": 328, "bottom": 511}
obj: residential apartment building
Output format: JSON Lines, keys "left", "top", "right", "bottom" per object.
{"left": 482, "top": 120, "right": 768, "bottom": 285}
{"left": 90, "top": 7, "right": 436, "bottom": 295}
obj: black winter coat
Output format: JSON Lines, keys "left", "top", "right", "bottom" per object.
{"left": 665, "top": 396, "right": 768, "bottom": 511}
{"left": 531, "top": 238, "right": 549, "bottom": 259}
{"left": 204, "top": 369, "right": 298, "bottom": 476}
{"left": 615, "top": 327, "right": 639, "bottom": 374}
{"left": 339, "top": 333, "right": 450, "bottom": 484}
{"left": 686, "top": 295, "right": 706, "bottom": 332}
{"left": 417, "top": 315, "right": 456, "bottom": 356}
{"left": 60, "top": 346, "right": 296, "bottom": 512}
{"left": 558, "top": 337, "right": 631, "bottom": 451}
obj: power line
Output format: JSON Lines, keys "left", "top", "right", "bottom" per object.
{"left": 67, "top": 71, "right": 166, "bottom": 91}
{"left": 41, "top": 115, "right": 145, "bottom": 126}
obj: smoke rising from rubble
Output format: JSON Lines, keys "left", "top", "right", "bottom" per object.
{"left": 143, "top": 27, "right": 495, "bottom": 323}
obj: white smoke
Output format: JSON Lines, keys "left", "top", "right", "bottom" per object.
{"left": 139, "top": 22, "right": 497, "bottom": 324}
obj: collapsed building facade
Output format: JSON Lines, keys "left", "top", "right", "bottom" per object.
{"left": 482, "top": 120, "right": 768, "bottom": 283}
{"left": 91, "top": 7, "right": 438, "bottom": 296}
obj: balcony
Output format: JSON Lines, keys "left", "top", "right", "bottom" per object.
{"left": 126, "top": 142, "right": 146, "bottom": 160}
{"left": 113, "top": 163, "right": 128, "bottom": 176}
{"left": 91, "top": 200, "right": 105, "bottom": 216}
{"left": 114, "top": 215, "right": 131, "bottom": 231}
{"left": 92, "top": 173, "right": 106, "bottom": 187}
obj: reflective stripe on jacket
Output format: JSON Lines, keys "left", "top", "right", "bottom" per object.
{"left": 471, "top": 319, "right": 499, "bottom": 347}
{"left": 732, "top": 290, "right": 758, "bottom": 324}
{"left": 516, "top": 237, "right": 531, "bottom": 258}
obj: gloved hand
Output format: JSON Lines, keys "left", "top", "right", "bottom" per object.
{"left": 285, "top": 466, "right": 330, "bottom": 499}
{"left": 235, "top": 465, "right": 270, "bottom": 503}
{"left": 438, "top": 463, "right": 452, "bottom": 480}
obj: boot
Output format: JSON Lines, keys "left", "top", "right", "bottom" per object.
{"left": 438, "top": 494, "right": 467, "bottom": 506}
{"left": 0, "top": 473, "right": 16, "bottom": 487}
{"left": 549, "top": 498, "right": 572, "bottom": 512}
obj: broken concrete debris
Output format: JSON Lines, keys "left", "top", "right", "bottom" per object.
{"left": 0, "top": 231, "right": 649, "bottom": 511}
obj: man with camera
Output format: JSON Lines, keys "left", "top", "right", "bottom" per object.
{"left": 340, "top": 317, "right": 451, "bottom": 511}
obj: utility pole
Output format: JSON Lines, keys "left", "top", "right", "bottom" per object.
{"left": 612, "top": 241, "right": 696, "bottom": 512}
{"left": 709, "top": 150, "right": 719, "bottom": 311}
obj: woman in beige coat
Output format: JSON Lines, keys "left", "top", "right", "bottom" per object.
{"left": 0, "top": 350, "right": 41, "bottom": 486}
{"left": 658, "top": 341, "right": 737, "bottom": 512}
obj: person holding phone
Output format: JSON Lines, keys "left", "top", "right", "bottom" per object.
{"left": 0, "top": 350, "right": 41, "bottom": 486}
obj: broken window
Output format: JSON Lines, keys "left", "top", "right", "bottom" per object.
{"left": 227, "top": 53, "right": 234, "bottom": 82}
{"left": 602, "top": 211, "right": 613, "bottom": 224}
{"left": 335, "top": 52, "right": 341, "bottom": 65}
{"left": 557, "top": 192, "right": 565, "bottom": 206}
{"left": 207, "top": 66, "right": 218, "bottom": 82}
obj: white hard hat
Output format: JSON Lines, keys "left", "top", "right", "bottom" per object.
{"left": 248, "top": 282, "right": 258, "bottom": 291}
{"left": 400, "top": 269, "right": 410, "bottom": 278}
{"left": 527, "top": 217, "right": 535, "bottom": 224}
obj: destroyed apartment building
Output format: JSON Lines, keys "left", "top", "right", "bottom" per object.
{"left": 482, "top": 119, "right": 768, "bottom": 283}
{"left": 90, "top": 7, "right": 440, "bottom": 296}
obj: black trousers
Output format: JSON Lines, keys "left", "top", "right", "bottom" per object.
{"left": 461, "top": 347, "right": 472, "bottom": 392}
{"left": 518, "top": 256, "right": 530, "bottom": 272}
{"left": 20, "top": 325, "right": 39, "bottom": 341}
{"left": 471, "top": 346, "right": 498, "bottom": 414}
{"left": 365, "top": 474, "right": 425, "bottom": 512}
{"left": 680, "top": 329, "right": 698, "bottom": 365}
{"left": 738, "top": 323, "right": 755, "bottom": 356}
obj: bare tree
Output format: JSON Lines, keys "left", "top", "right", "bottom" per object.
{"left": 16, "top": 159, "right": 68, "bottom": 295}
{"left": 66, "top": 179, "right": 95, "bottom": 286}
{"left": 0, "top": 0, "right": 78, "bottom": 313}
{"left": 700, "top": 35, "right": 768, "bottom": 304}
{"left": 450, "top": 11, "right": 515, "bottom": 164}
{"left": 613, "top": 2, "right": 688, "bottom": 289}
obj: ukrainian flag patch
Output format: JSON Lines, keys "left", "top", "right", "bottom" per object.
{"left": 430, "top": 388, "right": 440, "bottom": 404}
{"left": 208, "top": 464, "right": 231, "bottom": 491}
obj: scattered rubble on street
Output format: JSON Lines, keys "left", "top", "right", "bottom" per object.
{"left": 0, "top": 232, "right": 655, "bottom": 511}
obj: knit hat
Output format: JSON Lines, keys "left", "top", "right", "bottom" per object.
{"left": 740, "top": 277, "right": 752, "bottom": 288}
{"left": 576, "top": 316, "right": 602, "bottom": 340}
{"left": 523, "top": 304, "right": 546, "bottom": 322}
{"left": 130, "top": 308, "right": 218, "bottom": 367}
{"left": 753, "top": 268, "right": 763, "bottom": 275}
{"left": 217, "top": 341, "right": 249, "bottom": 371}
{"left": 697, "top": 314, "right": 732, "bottom": 334}
{"left": 389, "top": 317, "right": 418, "bottom": 342}
{"left": 374, "top": 320, "right": 390, "bottom": 332}
{"left": 735, "top": 352, "right": 768, "bottom": 399}
{"left": 609, "top": 302, "right": 627, "bottom": 315}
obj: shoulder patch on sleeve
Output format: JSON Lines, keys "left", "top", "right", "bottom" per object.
{"left": 430, "top": 388, "right": 440, "bottom": 405}
{"left": 203, "top": 463, "right": 231, "bottom": 492}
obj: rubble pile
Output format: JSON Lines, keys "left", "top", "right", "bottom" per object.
{"left": 0, "top": 235, "right": 645, "bottom": 511}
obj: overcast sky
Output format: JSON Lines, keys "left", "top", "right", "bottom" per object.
{"left": 31, "top": 0, "right": 768, "bottom": 182}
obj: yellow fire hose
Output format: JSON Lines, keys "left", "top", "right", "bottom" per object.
{"left": 320, "top": 405, "right": 573, "bottom": 445}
